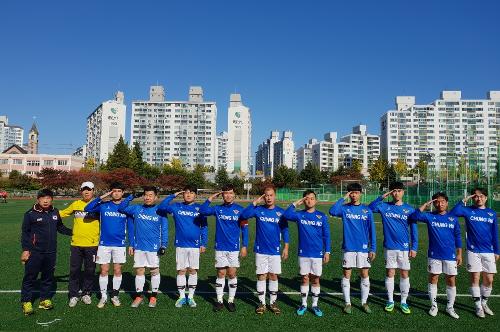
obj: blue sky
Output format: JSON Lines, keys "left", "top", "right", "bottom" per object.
{"left": 1, "top": 0, "right": 499, "bottom": 155}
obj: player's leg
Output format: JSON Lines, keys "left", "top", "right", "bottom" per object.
{"left": 342, "top": 268, "right": 352, "bottom": 313}
{"left": 481, "top": 271, "right": 495, "bottom": 315}
{"left": 384, "top": 249, "right": 397, "bottom": 311}
{"left": 21, "top": 251, "right": 42, "bottom": 314}
{"left": 68, "top": 246, "right": 84, "bottom": 307}
{"left": 38, "top": 252, "right": 56, "bottom": 310}
{"left": 470, "top": 271, "right": 483, "bottom": 317}
{"left": 360, "top": 267, "right": 371, "bottom": 313}
{"left": 427, "top": 258, "right": 441, "bottom": 316}
{"left": 268, "top": 254, "right": 282, "bottom": 314}
{"left": 445, "top": 273, "right": 459, "bottom": 319}
{"left": 131, "top": 266, "right": 146, "bottom": 307}
{"left": 227, "top": 266, "right": 238, "bottom": 310}
{"left": 81, "top": 246, "right": 97, "bottom": 305}
{"left": 297, "top": 273, "right": 309, "bottom": 315}
{"left": 214, "top": 267, "right": 227, "bottom": 310}
{"left": 399, "top": 269, "right": 411, "bottom": 314}
{"left": 187, "top": 248, "right": 200, "bottom": 307}
{"left": 255, "top": 273, "right": 268, "bottom": 314}
{"left": 310, "top": 274, "right": 323, "bottom": 317}
{"left": 111, "top": 263, "right": 123, "bottom": 306}
{"left": 97, "top": 263, "right": 110, "bottom": 308}
{"left": 149, "top": 267, "right": 161, "bottom": 308}
{"left": 175, "top": 247, "right": 188, "bottom": 307}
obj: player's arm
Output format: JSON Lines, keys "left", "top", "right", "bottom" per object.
{"left": 449, "top": 199, "right": 467, "bottom": 217}
{"left": 418, "top": 199, "right": 435, "bottom": 212}
{"left": 126, "top": 216, "right": 135, "bottom": 255}
{"left": 160, "top": 216, "right": 168, "bottom": 249}
{"left": 20, "top": 212, "right": 32, "bottom": 263}
{"left": 409, "top": 210, "right": 418, "bottom": 258}
{"left": 199, "top": 216, "right": 208, "bottom": 253}
{"left": 454, "top": 218, "right": 463, "bottom": 266}
{"left": 280, "top": 216, "right": 289, "bottom": 260}
{"left": 55, "top": 210, "right": 73, "bottom": 236}
{"left": 84, "top": 194, "right": 109, "bottom": 213}
{"left": 329, "top": 196, "right": 347, "bottom": 217}
{"left": 492, "top": 212, "right": 499, "bottom": 259}
{"left": 241, "top": 203, "right": 258, "bottom": 220}
{"left": 157, "top": 191, "right": 183, "bottom": 214}
{"left": 411, "top": 206, "right": 430, "bottom": 223}
{"left": 117, "top": 195, "right": 136, "bottom": 216}
{"left": 368, "top": 192, "right": 390, "bottom": 212}
{"left": 368, "top": 211, "right": 376, "bottom": 261}
{"left": 283, "top": 202, "right": 301, "bottom": 222}
{"left": 199, "top": 198, "right": 216, "bottom": 216}
{"left": 58, "top": 201, "right": 76, "bottom": 218}
{"left": 240, "top": 219, "right": 249, "bottom": 257}
{"left": 323, "top": 215, "right": 331, "bottom": 264}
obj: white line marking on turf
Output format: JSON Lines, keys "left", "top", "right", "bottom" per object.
{"left": 37, "top": 319, "right": 61, "bottom": 327}
{"left": 1, "top": 290, "right": 498, "bottom": 297}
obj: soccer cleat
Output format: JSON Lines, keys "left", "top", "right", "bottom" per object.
{"left": 385, "top": 301, "right": 394, "bottom": 312}
{"left": 68, "top": 297, "right": 79, "bottom": 308}
{"left": 81, "top": 295, "right": 92, "bottom": 305}
{"left": 482, "top": 303, "right": 494, "bottom": 316}
{"left": 187, "top": 298, "right": 197, "bottom": 308}
{"left": 296, "top": 305, "right": 307, "bottom": 316}
{"left": 22, "top": 302, "right": 34, "bottom": 316}
{"left": 148, "top": 296, "right": 157, "bottom": 308}
{"left": 213, "top": 301, "right": 224, "bottom": 312}
{"left": 362, "top": 303, "right": 372, "bottom": 314}
{"left": 400, "top": 303, "right": 411, "bottom": 314}
{"left": 175, "top": 297, "right": 187, "bottom": 308}
{"left": 255, "top": 303, "right": 267, "bottom": 315}
{"left": 269, "top": 302, "right": 281, "bottom": 315}
{"left": 343, "top": 304, "right": 352, "bottom": 314}
{"left": 97, "top": 298, "right": 107, "bottom": 309}
{"left": 131, "top": 296, "right": 144, "bottom": 308}
{"left": 312, "top": 306, "right": 323, "bottom": 317}
{"left": 38, "top": 299, "right": 54, "bottom": 310}
{"left": 227, "top": 301, "right": 236, "bottom": 312}
{"left": 428, "top": 305, "right": 438, "bottom": 317}
{"left": 476, "top": 307, "right": 485, "bottom": 318}
{"left": 110, "top": 296, "right": 121, "bottom": 307}
{"left": 446, "top": 307, "right": 459, "bottom": 319}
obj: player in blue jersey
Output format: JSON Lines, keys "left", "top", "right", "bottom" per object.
{"left": 369, "top": 182, "right": 417, "bottom": 314}
{"left": 118, "top": 186, "right": 168, "bottom": 309}
{"left": 329, "top": 183, "right": 376, "bottom": 314}
{"left": 450, "top": 187, "right": 499, "bottom": 318}
{"left": 84, "top": 182, "right": 130, "bottom": 308}
{"left": 199, "top": 184, "right": 249, "bottom": 312}
{"left": 284, "top": 190, "right": 330, "bottom": 317}
{"left": 411, "top": 192, "right": 462, "bottom": 319}
{"left": 157, "top": 186, "right": 208, "bottom": 309}
{"left": 241, "top": 185, "right": 289, "bottom": 315}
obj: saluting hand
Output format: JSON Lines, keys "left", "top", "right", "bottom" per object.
{"left": 208, "top": 192, "right": 222, "bottom": 202}
{"left": 100, "top": 191, "right": 113, "bottom": 200}
{"left": 293, "top": 197, "right": 305, "bottom": 207}
{"left": 382, "top": 190, "right": 395, "bottom": 199}
{"left": 344, "top": 191, "right": 352, "bottom": 200}
{"left": 174, "top": 191, "right": 185, "bottom": 197}
{"left": 253, "top": 194, "right": 265, "bottom": 206}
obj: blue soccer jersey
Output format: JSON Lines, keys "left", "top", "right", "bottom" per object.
{"left": 450, "top": 201, "right": 499, "bottom": 254}
{"left": 241, "top": 204, "right": 289, "bottom": 256}
{"left": 410, "top": 210, "right": 461, "bottom": 261}
{"left": 84, "top": 197, "right": 130, "bottom": 247}
{"left": 157, "top": 195, "right": 208, "bottom": 249}
{"left": 199, "top": 200, "right": 249, "bottom": 251}
{"left": 329, "top": 198, "right": 376, "bottom": 253}
{"left": 284, "top": 204, "right": 331, "bottom": 258}
{"left": 118, "top": 196, "right": 168, "bottom": 252}
{"left": 369, "top": 196, "right": 418, "bottom": 251}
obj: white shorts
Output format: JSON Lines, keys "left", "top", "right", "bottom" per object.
{"left": 299, "top": 257, "right": 323, "bottom": 276}
{"left": 133, "top": 250, "right": 160, "bottom": 268}
{"left": 384, "top": 249, "right": 411, "bottom": 270}
{"left": 467, "top": 251, "right": 497, "bottom": 273}
{"left": 342, "top": 251, "right": 371, "bottom": 269}
{"left": 255, "top": 253, "right": 281, "bottom": 275}
{"left": 215, "top": 250, "right": 240, "bottom": 268}
{"left": 96, "top": 246, "right": 126, "bottom": 264}
{"left": 176, "top": 247, "right": 200, "bottom": 270}
{"left": 428, "top": 258, "right": 458, "bottom": 276}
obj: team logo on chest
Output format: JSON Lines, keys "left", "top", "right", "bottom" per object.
{"left": 403, "top": 209, "right": 410, "bottom": 214}
{"left": 488, "top": 212, "right": 494, "bottom": 217}
{"left": 52, "top": 215, "right": 58, "bottom": 220}
{"left": 362, "top": 209, "right": 368, "bottom": 214}
{"left": 316, "top": 215, "right": 322, "bottom": 219}
{"left": 233, "top": 210, "right": 240, "bottom": 214}
{"left": 276, "top": 212, "right": 282, "bottom": 217}
{"left": 448, "top": 217, "right": 454, "bottom": 222}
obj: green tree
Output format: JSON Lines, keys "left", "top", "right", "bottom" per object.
{"left": 273, "top": 165, "right": 299, "bottom": 188}
{"left": 299, "top": 161, "right": 323, "bottom": 186}
{"left": 163, "top": 158, "right": 187, "bottom": 177}
{"left": 215, "top": 167, "right": 230, "bottom": 188}
{"left": 351, "top": 159, "right": 363, "bottom": 174}
{"left": 185, "top": 164, "right": 206, "bottom": 189}
{"left": 413, "top": 159, "right": 428, "bottom": 182}
{"left": 369, "top": 158, "right": 388, "bottom": 184}
{"left": 393, "top": 159, "right": 409, "bottom": 179}
{"left": 105, "top": 136, "right": 131, "bottom": 170}
{"left": 130, "top": 141, "right": 145, "bottom": 176}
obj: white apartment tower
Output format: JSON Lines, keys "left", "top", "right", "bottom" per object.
{"left": 86, "top": 91, "right": 126, "bottom": 164}
{"left": 131, "top": 85, "right": 217, "bottom": 168}
{"left": 274, "top": 131, "right": 295, "bottom": 170}
{"left": 381, "top": 91, "right": 500, "bottom": 174}
{"left": 227, "top": 93, "right": 252, "bottom": 174}
{"left": 0, "top": 116, "right": 24, "bottom": 152}
{"left": 216, "top": 131, "right": 229, "bottom": 170}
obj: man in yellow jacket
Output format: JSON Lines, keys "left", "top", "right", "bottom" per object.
{"left": 59, "top": 181, "right": 100, "bottom": 307}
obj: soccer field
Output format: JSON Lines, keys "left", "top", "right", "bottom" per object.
{"left": 1, "top": 199, "right": 499, "bottom": 331}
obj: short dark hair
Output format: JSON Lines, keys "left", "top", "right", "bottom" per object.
{"left": 222, "top": 184, "right": 234, "bottom": 192}
{"left": 389, "top": 181, "right": 405, "bottom": 190}
{"left": 303, "top": 189, "right": 316, "bottom": 198}
{"left": 347, "top": 182, "right": 362, "bottom": 192}
{"left": 263, "top": 184, "right": 276, "bottom": 193}
{"left": 432, "top": 192, "right": 448, "bottom": 201}
{"left": 37, "top": 188, "right": 54, "bottom": 198}
{"left": 471, "top": 187, "right": 488, "bottom": 197}
{"left": 143, "top": 186, "right": 158, "bottom": 195}
{"left": 183, "top": 185, "right": 197, "bottom": 194}
{"left": 110, "top": 182, "right": 125, "bottom": 190}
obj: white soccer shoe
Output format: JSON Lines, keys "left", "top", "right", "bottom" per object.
{"left": 428, "top": 305, "right": 438, "bottom": 317}
{"left": 111, "top": 296, "right": 121, "bottom": 307}
{"left": 475, "top": 307, "right": 485, "bottom": 318}
{"left": 446, "top": 307, "right": 459, "bottom": 319}
{"left": 482, "top": 303, "right": 494, "bottom": 316}
{"left": 69, "top": 297, "right": 79, "bottom": 308}
{"left": 82, "top": 295, "right": 92, "bottom": 305}
{"left": 97, "top": 297, "right": 107, "bottom": 309}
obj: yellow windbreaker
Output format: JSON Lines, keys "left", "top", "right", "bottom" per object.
{"left": 59, "top": 199, "right": 100, "bottom": 247}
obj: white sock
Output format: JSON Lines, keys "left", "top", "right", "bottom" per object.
{"left": 257, "top": 280, "right": 266, "bottom": 304}
{"left": 269, "top": 280, "right": 278, "bottom": 304}
{"left": 188, "top": 273, "right": 198, "bottom": 299}
{"left": 216, "top": 277, "right": 226, "bottom": 302}
{"left": 481, "top": 285, "right": 492, "bottom": 304}
{"left": 177, "top": 275, "right": 186, "bottom": 298}
{"left": 228, "top": 277, "right": 237, "bottom": 303}
{"left": 342, "top": 277, "right": 351, "bottom": 304}
{"left": 400, "top": 277, "right": 410, "bottom": 304}
{"left": 470, "top": 286, "right": 481, "bottom": 309}
{"left": 151, "top": 274, "right": 161, "bottom": 293}
{"left": 361, "top": 277, "right": 370, "bottom": 304}
{"left": 311, "top": 286, "right": 320, "bottom": 307}
{"left": 385, "top": 277, "right": 394, "bottom": 303}
{"left": 428, "top": 283, "right": 437, "bottom": 306}
{"left": 112, "top": 275, "right": 122, "bottom": 292}
{"left": 135, "top": 275, "right": 146, "bottom": 293}
{"left": 300, "top": 284, "right": 309, "bottom": 306}
{"left": 446, "top": 286, "right": 456, "bottom": 309}
{"left": 99, "top": 275, "right": 108, "bottom": 298}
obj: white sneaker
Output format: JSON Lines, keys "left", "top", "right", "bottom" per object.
{"left": 482, "top": 303, "right": 494, "bottom": 316}
{"left": 429, "top": 305, "right": 438, "bottom": 317}
{"left": 446, "top": 307, "right": 459, "bottom": 319}
{"left": 97, "top": 297, "right": 107, "bottom": 309}
{"left": 111, "top": 296, "right": 121, "bottom": 307}
{"left": 69, "top": 297, "right": 79, "bottom": 308}
{"left": 82, "top": 295, "right": 92, "bottom": 305}
{"left": 475, "top": 307, "right": 485, "bottom": 318}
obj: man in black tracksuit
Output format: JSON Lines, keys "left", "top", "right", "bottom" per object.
{"left": 20, "top": 189, "right": 72, "bottom": 315}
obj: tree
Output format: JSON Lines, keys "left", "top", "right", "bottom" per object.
{"left": 130, "top": 142, "right": 145, "bottom": 176}
{"left": 82, "top": 158, "right": 97, "bottom": 171}
{"left": 299, "top": 161, "right": 323, "bottom": 186}
{"left": 163, "top": 158, "right": 187, "bottom": 177}
{"left": 156, "top": 174, "right": 186, "bottom": 192}
{"left": 105, "top": 136, "right": 131, "bottom": 170}
{"left": 393, "top": 159, "right": 409, "bottom": 179}
{"left": 273, "top": 165, "right": 299, "bottom": 188}
{"left": 369, "top": 158, "right": 388, "bottom": 184}
{"left": 185, "top": 164, "right": 206, "bottom": 189}
{"left": 413, "top": 159, "right": 428, "bottom": 182}
{"left": 101, "top": 168, "right": 145, "bottom": 191}
{"left": 142, "top": 163, "right": 162, "bottom": 180}
{"left": 351, "top": 159, "right": 363, "bottom": 174}
{"left": 8, "top": 170, "right": 40, "bottom": 190}
{"left": 215, "top": 167, "right": 230, "bottom": 188}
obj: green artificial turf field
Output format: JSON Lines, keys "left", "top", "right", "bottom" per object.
{"left": 0, "top": 199, "right": 498, "bottom": 331}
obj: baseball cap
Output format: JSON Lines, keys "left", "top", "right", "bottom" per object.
{"left": 80, "top": 181, "right": 95, "bottom": 190}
